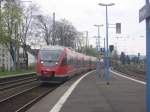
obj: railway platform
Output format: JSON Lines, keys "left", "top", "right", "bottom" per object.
{"left": 27, "top": 70, "right": 146, "bottom": 112}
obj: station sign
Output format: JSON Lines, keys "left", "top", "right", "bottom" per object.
{"left": 139, "top": 3, "right": 150, "bottom": 22}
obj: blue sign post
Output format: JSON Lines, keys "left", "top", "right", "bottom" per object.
{"left": 96, "top": 38, "right": 100, "bottom": 79}
{"left": 139, "top": 1, "right": 150, "bottom": 112}
{"left": 146, "top": 18, "right": 150, "bottom": 112}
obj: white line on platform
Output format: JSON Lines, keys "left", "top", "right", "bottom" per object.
{"left": 49, "top": 70, "right": 95, "bottom": 112}
{"left": 110, "top": 69, "right": 146, "bottom": 85}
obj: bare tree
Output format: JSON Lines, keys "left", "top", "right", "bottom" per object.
{"left": 34, "top": 15, "right": 80, "bottom": 48}
{"left": 75, "top": 32, "right": 84, "bottom": 52}
{"left": 55, "top": 19, "right": 78, "bottom": 48}
{"left": 35, "top": 14, "right": 53, "bottom": 45}
{"left": 19, "top": 3, "right": 39, "bottom": 69}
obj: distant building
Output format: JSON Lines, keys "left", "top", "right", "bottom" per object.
{"left": 19, "top": 47, "right": 36, "bottom": 69}
{"left": 0, "top": 44, "right": 13, "bottom": 71}
{"left": 0, "top": 44, "right": 36, "bottom": 71}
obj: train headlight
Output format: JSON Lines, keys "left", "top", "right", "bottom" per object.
{"left": 55, "top": 62, "right": 58, "bottom": 65}
{"left": 41, "top": 61, "right": 44, "bottom": 64}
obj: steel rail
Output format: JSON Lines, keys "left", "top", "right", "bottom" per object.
{"left": 0, "top": 78, "right": 38, "bottom": 91}
{"left": 15, "top": 86, "right": 57, "bottom": 112}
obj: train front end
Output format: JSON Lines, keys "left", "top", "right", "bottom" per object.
{"left": 36, "top": 46, "right": 66, "bottom": 83}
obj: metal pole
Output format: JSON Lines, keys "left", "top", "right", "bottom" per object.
{"left": 94, "top": 25, "right": 103, "bottom": 48}
{"left": 97, "top": 25, "right": 102, "bottom": 78}
{"left": 146, "top": 0, "right": 149, "bottom": 4}
{"left": 87, "top": 31, "right": 89, "bottom": 49}
{"left": 97, "top": 28, "right": 100, "bottom": 78}
{"left": 104, "top": 38, "right": 107, "bottom": 78}
{"left": 94, "top": 25, "right": 103, "bottom": 78}
{"left": 98, "top": 2, "right": 114, "bottom": 84}
{"left": 52, "top": 12, "right": 55, "bottom": 45}
{"left": 86, "top": 31, "right": 88, "bottom": 55}
{"left": 98, "top": 26, "right": 100, "bottom": 47}
{"left": 105, "top": 6, "right": 110, "bottom": 84}
{"left": 96, "top": 40, "right": 100, "bottom": 79}
{"left": 146, "top": 1, "right": 150, "bottom": 112}
{"left": 97, "top": 27, "right": 100, "bottom": 78}
{"left": 146, "top": 18, "right": 150, "bottom": 112}
{"left": 96, "top": 58, "right": 100, "bottom": 78}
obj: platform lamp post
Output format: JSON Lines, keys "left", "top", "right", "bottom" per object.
{"left": 103, "top": 37, "right": 106, "bottom": 79}
{"left": 94, "top": 24, "right": 103, "bottom": 78}
{"left": 98, "top": 2, "right": 115, "bottom": 85}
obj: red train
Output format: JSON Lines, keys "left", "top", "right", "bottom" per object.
{"left": 36, "top": 45, "right": 96, "bottom": 83}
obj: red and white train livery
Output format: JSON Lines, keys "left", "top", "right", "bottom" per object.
{"left": 36, "top": 46, "right": 96, "bottom": 83}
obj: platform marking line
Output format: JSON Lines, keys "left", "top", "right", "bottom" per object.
{"left": 49, "top": 70, "right": 95, "bottom": 112}
{"left": 110, "top": 69, "right": 146, "bottom": 85}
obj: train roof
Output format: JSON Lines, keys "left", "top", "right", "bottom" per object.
{"left": 40, "top": 45, "right": 96, "bottom": 60}
{"left": 40, "top": 45, "right": 65, "bottom": 51}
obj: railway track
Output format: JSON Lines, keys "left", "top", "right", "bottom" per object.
{"left": 0, "top": 84, "right": 58, "bottom": 112}
{"left": 0, "top": 76, "right": 37, "bottom": 91}
{"left": 0, "top": 72, "right": 84, "bottom": 112}
{"left": 112, "top": 67, "right": 146, "bottom": 81}
{"left": 0, "top": 72, "right": 36, "bottom": 83}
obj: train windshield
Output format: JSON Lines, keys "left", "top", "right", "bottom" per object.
{"left": 39, "top": 50, "right": 62, "bottom": 61}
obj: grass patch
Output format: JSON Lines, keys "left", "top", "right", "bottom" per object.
{"left": 0, "top": 69, "right": 36, "bottom": 77}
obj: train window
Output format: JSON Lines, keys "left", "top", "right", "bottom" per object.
{"left": 81, "top": 59, "right": 84, "bottom": 67}
{"left": 61, "top": 55, "right": 67, "bottom": 66}
{"left": 70, "top": 58, "right": 72, "bottom": 65}
{"left": 75, "top": 58, "right": 78, "bottom": 67}
{"left": 77, "top": 59, "right": 79, "bottom": 66}
{"left": 73, "top": 58, "right": 76, "bottom": 66}
{"left": 67, "top": 55, "right": 70, "bottom": 65}
{"left": 71, "top": 58, "right": 73, "bottom": 65}
{"left": 39, "top": 50, "right": 62, "bottom": 61}
{"left": 90, "top": 60, "right": 92, "bottom": 65}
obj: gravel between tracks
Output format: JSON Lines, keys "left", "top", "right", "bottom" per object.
{"left": 0, "top": 81, "right": 40, "bottom": 101}
{"left": 0, "top": 85, "right": 57, "bottom": 112}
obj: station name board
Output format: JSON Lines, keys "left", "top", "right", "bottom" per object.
{"left": 139, "top": 3, "right": 150, "bottom": 22}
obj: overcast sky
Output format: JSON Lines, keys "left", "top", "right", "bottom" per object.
{"left": 30, "top": 0, "right": 146, "bottom": 55}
